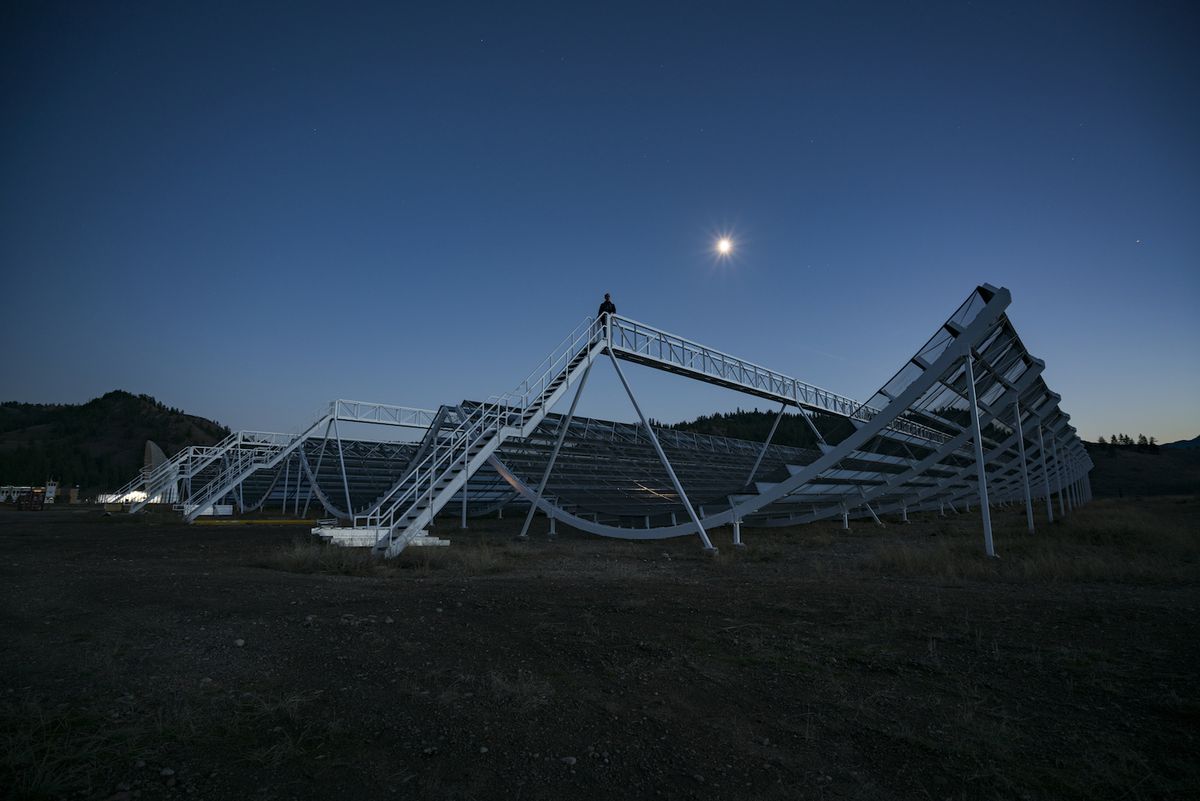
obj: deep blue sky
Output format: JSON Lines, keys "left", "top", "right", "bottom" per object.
{"left": 3, "top": 1, "right": 1197, "bottom": 441}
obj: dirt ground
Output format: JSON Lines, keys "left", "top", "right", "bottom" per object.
{"left": 2, "top": 498, "right": 1198, "bottom": 800}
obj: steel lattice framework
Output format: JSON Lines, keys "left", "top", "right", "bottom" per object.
{"left": 109, "top": 284, "right": 1092, "bottom": 556}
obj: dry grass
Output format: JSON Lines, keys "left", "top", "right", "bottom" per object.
{"left": 257, "top": 497, "right": 1197, "bottom": 585}
{"left": 867, "top": 496, "right": 1199, "bottom": 583}
{"left": 0, "top": 697, "right": 147, "bottom": 800}
{"left": 255, "top": 539, "right": 392, "bottom": 576}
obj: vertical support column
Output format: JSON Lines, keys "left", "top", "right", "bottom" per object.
{"left": 608, "top": 350, "right": 716, "bottom": 553}
{"left": 281, "top": 456, "right": 291, "bottom": 514}
{"left": 732, "top": 518, "right": 744, "bottom": 548}
{"left": 1070, "top": 453, "right": 1080, "bottom": 510}
{"left": 518, "top": 363, "right": 593, "bottom": 540}
{"left": 901, "top": 505, "right": 909, "bottom": 524}
{"left": 332, "top": 419, "right": 354, "bottom": 522}
{"left": 1013, "top": 400, "right": 1035, "bottom": 534}
{"left": 965, "top": 354, "right": 996, "bottom": 558}
{"left": 841, "top": 503, "right": 849, "bottom": 529}
{"left": 1036, "top": 422, "right": 1053, "bottom": 523}
{"left": 460, "top": 446, "right": 468, "bottom": 529}
{"left": 293, "top": 454, "right": 301, "bottom": 516}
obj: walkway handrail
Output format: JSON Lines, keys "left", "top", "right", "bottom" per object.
{"left": 607, "top": 315, "right": 951, "bottom": 444}
{"left": 355, "top": 317, "right": 605, "bottom": 538}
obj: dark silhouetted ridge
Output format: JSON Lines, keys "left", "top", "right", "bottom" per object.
{"left": 0, "top": 391, "right": 229, "bottom": 492}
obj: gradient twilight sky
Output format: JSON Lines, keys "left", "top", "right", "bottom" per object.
{"left": 3, "top": 1, "right": 1197, "bottom": 442}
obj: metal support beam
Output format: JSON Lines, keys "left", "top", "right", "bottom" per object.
{"left": 799, "top": 408, "right": 828, "bottom": 446}
{"left": 608, "top": 350, "right": 716, "bottom": 553}
{"left": 281, "top": 456, "right": 291, "bottom": 514}
{"left": 746, "top": 402, "right": 786, "bottom": 485}
{"left": 965, "top": 354, "right": 996, "bottom": 558}
{"left": 1013, "top": 400, "right": 1035, "bottom": 534}
{"left": 732, "top": 518, "right": 744, "bottom": 548}
{"left": 518, "top": 362, "right": 593, "bottom": 540}
{"left": 1063, "top": 447, "right": 1074, "bottom": 514}
{"left": 332, "top": 419, "right": 354, "bottom": 522}
{"left": 1036, "top": 422, "right": 1053, "bottom": 524}
{"left": 858, "top": 486, "right": 883, "bottom": 527}
{"left": 301, "top": 419, "right": 333, "bottom": 518}
{"left": 461, "top": 446, "right": 469, "bottom": 529}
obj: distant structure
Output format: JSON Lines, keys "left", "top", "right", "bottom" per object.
{"left": 108, "top": 284, "right": 1092, "bottom": 557}
{"left": 1, "top": 480, "right": 57, "bottom": 507}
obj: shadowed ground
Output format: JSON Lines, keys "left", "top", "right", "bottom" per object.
{"left": 2, "top": 498, "right": 1197, "bottom": 800}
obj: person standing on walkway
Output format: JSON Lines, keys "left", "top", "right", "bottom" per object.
{"left": 598, "top": 293, "right": 616, "bottom": 320}
{"left": 597, "top": 293, "right": 617, "bottom": 338}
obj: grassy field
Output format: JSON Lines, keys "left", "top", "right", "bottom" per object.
{"left": 2, "top": 497, "right": 1197, "bottom": 800}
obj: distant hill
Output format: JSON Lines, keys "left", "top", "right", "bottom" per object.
{"left": 667, "top": 408, "right": 854, "bottom": 450}
{"left": 0, "top": 391, "right": 230, "bottom": 493}
{"left": 1162, "top": 435, "right": 1200, "bottom": 450}
{"left": 1083, "top": 441, "right": 1200, "bottom": 497}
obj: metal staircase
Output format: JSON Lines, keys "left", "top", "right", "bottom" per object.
{"left": 179, "top": 401, "right": 438, "bottom": 522}
{"left": 128, "top": 437, "right": 238, "bottom": 513}
{"left": 356, "top": 405, "right": 465, "bottom": 517}
{"left": 179, "top": 432, "right": 295, "bottom": 520}
{"left": 105, "top": 468, "right": 152, "bottom": 505}
{"left": 343, "top": 317, "right": 606, "bottom": 557}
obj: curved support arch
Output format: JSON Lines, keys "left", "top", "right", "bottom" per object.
{"left": 297, "top": 448, "right": 351, "bottom": 520}
{"left": 239, "top": 462, "right": 287, "bottom": 514}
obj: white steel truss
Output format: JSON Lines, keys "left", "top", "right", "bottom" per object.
{"left": 107, "top": 284, "right": 1091, "bottom": 559}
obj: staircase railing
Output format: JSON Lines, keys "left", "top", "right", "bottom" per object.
{"left": 180, "top": 432, "right": 296, "bottom": 516}
{"left": 105, "top": 468, "right": 152, "bottom": 504}
{"left": 129, "top": 432, "right": 245, "bottom": 511}
{"left": 354, "top": 316, "right": 605, "bottom": 543}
